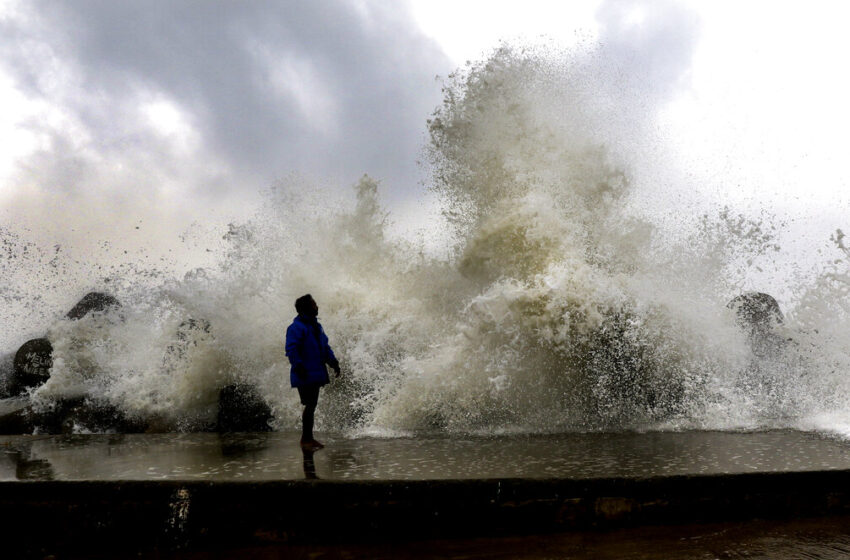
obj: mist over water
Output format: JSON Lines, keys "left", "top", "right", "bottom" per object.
{"left": 3, "top": 46, "right": 850, "bottom": 437}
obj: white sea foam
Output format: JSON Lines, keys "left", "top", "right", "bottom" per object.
{"left": 3, "top": 46, "right": 850, "bottom": 436}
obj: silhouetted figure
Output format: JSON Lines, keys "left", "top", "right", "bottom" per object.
{"left": 285, "top": 294, "right": 340, "bottom": 450}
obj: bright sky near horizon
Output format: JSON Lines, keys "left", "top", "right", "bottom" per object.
{"left": 414, "top": 0, "right": 850, "bottom": 288}
{"left": 411, "top": 0, "right": 850, "bottom": 207}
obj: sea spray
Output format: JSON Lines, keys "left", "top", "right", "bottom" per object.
{"left": 3, "top": 46, "right": 849, "bottom": 436}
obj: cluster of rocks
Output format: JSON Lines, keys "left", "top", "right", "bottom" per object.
{"left": 0, "top": 292, "right": 273, "bottom": 434}
{"left": 0, "top": 290, "right": 785, "bottom": 435}
{"left": 4, "top": 291, "right": 118, "bottom": 398}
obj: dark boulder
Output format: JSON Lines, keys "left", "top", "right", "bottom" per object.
{"left": 52, "top": 397, "right": 146, "bottom": 434}
{"left": 217, "top": 384, "right": 273, "bottom": 432}
{"left": 727, "top": 292, "right": 783, "bottom": 332}
{"left": 6, "top": 292, "right": 120, "bottom": 397}
{"left": 66, "top": 292, "right": 120, "bottom": 320}
{"left": 11, "top": 338, "right": 53, "bottom": 396}
{"left": 727, "top": 292, "right": 786, "bottom": 357}
{"left": 0, "top": 290, "right": 127, "bottom": 429}
{"left": 0, "top": 397, "right": 147, "bottom": 435}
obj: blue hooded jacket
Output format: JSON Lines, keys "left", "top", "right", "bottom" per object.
{"left": 285, "top": 315, "right": 337, "bottom": 388}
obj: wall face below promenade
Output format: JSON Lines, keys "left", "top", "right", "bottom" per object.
{"left": 3, "top": 431, "right": 850, "bottom": 556}
{"left": 5, "top": 472, "right": 850, "bottom": 556}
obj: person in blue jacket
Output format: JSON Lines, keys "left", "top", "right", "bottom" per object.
{"left": 285, "top": 294, "right": 340, "bottom": 449}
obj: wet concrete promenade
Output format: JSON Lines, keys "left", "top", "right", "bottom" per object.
{"left": 3, "top": 430, "right": 850, "bottom": 557}
{"left": 6, "top": 430, "right": 850, "bottom": 481}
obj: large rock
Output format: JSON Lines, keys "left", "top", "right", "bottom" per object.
{"left": 0, "top": 397, "right": 148, "bottom": 435}
{"left": 727, "top": 292, "right": 787, "bottom": 358}
{"left": 217, "top": 384, "right": 273, "bottom": 432}
{"left": 0, "top": 291, "right": 130, "bottom": 431}
{"left": 727, "top": 292, "right": 784, "bottom": 332}
{"left": 50, "top": 397, "right": 147, "bottom": 434}
{"left": 6, "top": 292, "right": 120, "bottom": 398}
{"left": 10, "top": 338, "right": 53, "bottom": 396}
{"left": 66, "top": 291, "right": 120, "bottom": 320}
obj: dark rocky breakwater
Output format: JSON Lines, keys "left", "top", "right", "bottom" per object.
{"left": 0, "top": 292, "right": 274, "bottom": 434}
{"left": 0, "top": 291, "right": 788, "bottom": 436}
{"left": 5, "top": 291, "right": 119, "bottom": 398}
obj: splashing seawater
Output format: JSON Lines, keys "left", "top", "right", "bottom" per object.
{"left": 3, "top": 47, "right": 850, "bottom": 437}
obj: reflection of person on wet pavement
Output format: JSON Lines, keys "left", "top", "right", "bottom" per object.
{"left": 285, "top": 294, "right": 340, "bottom": 450}
{"left": 301, "top": 447, "right": 318, "bottom": 479}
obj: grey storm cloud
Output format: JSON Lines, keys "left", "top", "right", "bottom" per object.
{"left": 0, "top": 1, "right": 451, "bottom": 199}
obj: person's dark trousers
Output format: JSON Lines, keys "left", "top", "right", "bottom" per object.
{"left": 302, "top": 404, "right": 315, "bottom": 440}
{"left": 297, "top": 385, "right": 320, "bottom": 441}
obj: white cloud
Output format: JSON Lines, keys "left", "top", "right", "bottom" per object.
{"left": 411, "top": 0, "right": 599, "bottom": 64}
{"left": 0, "top": 70, "right": 38, "bottom": 187}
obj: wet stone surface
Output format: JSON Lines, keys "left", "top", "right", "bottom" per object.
{"left": 2, "top": 429, "right": 850, "bottom": 482}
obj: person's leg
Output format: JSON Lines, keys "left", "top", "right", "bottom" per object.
{"left": 297, "top": 385, "right": 322, "bottom": 448}
{"left": 302, "top": 402, "right": 316, "bottom": 442}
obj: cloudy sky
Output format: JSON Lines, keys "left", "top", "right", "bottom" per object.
{"left": 0, "top": 1, "right": 452, "bottom": 256}
{"left": 1, "top": 0, "right": 849, "bottom": 268}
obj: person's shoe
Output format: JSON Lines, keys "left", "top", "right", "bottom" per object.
{"left": 300, "top": 439, "right": 324, "bottom": 450}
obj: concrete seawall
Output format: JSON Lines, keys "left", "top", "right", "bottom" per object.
{"left": 5, "top": 471, "right": 850, "bottom": 555}
{"left": 3, "top": 430, "right": 850, "bottom": 556}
